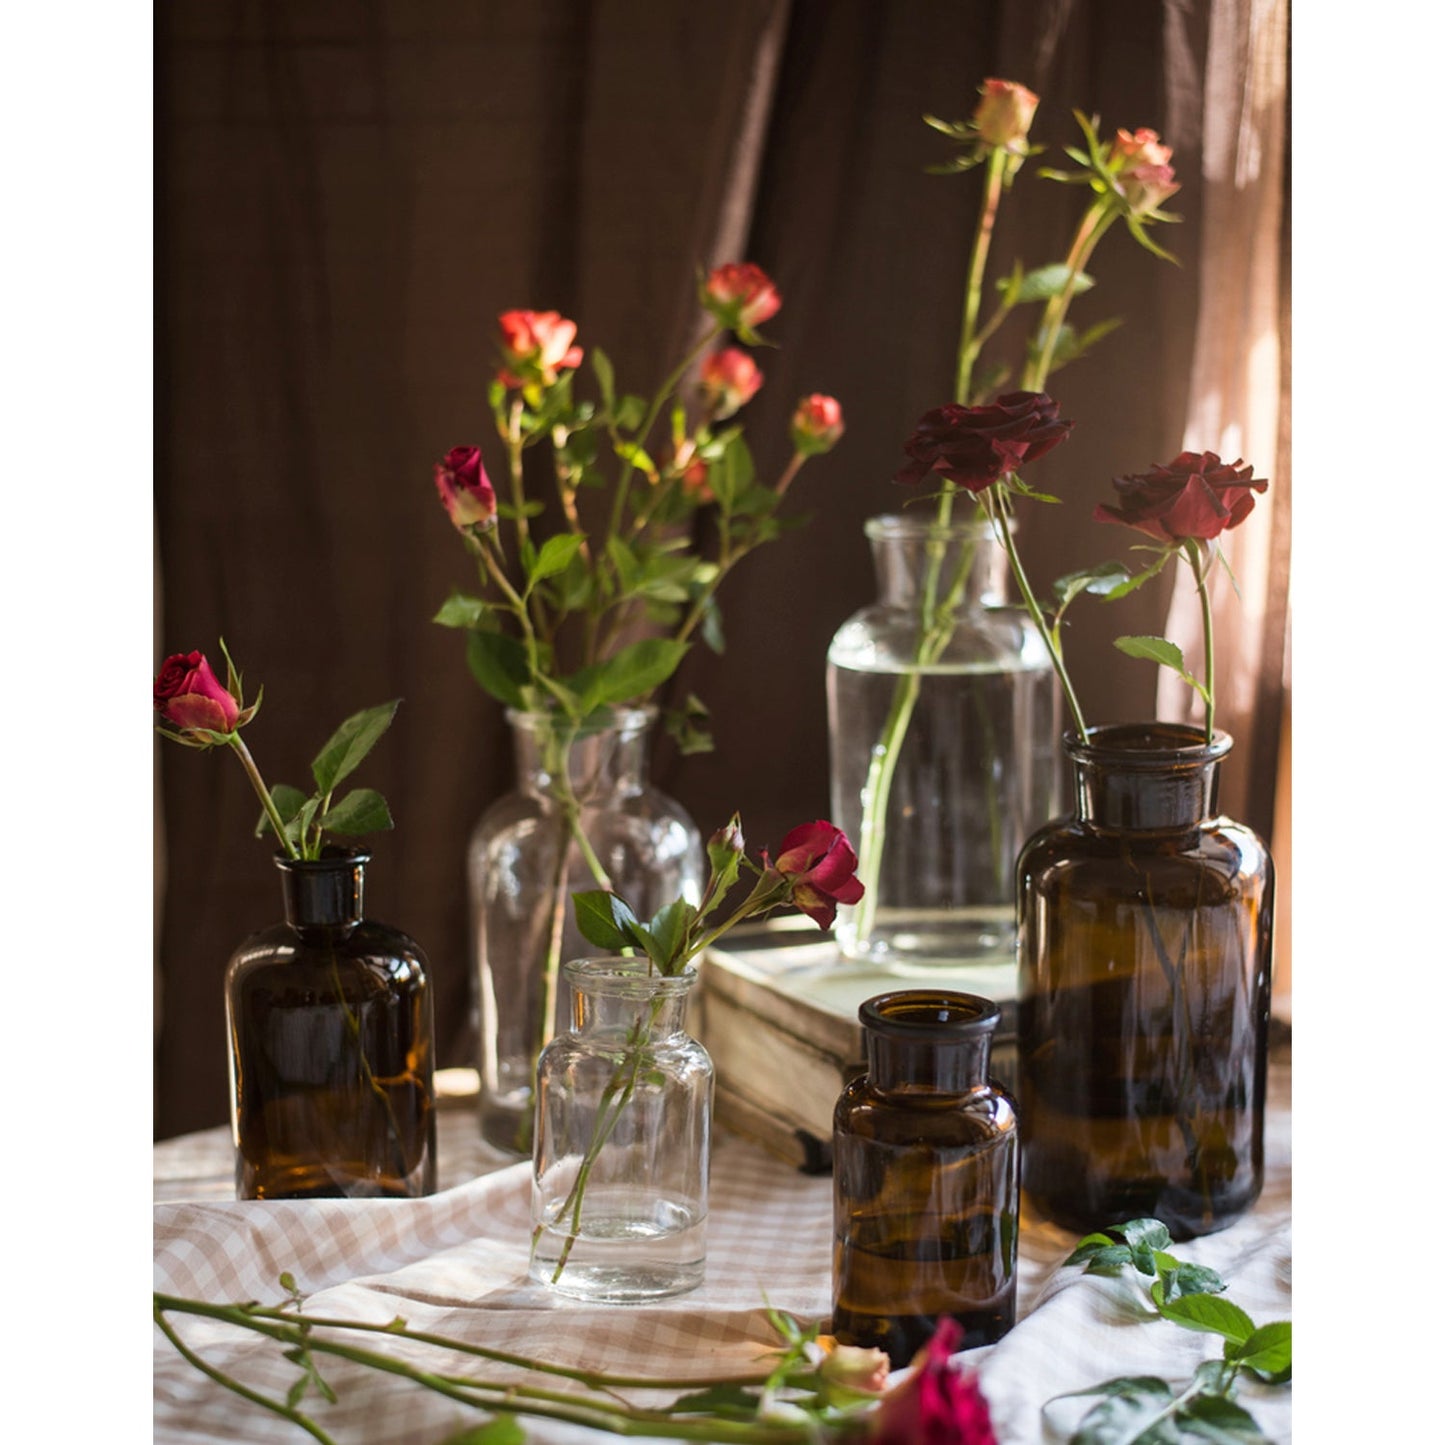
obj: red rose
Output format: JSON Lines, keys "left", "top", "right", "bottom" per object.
{"left": 973, "top": 78, "right": 1038, "bottom": 151}
{"left": 789, "top": 394, "right": 846, "bottom": 457}
{"left": 870, "top": 1318, "right": 998, "bottom": 1445}
{"left": 495, "top": 309, "right": 584, "bottom": 389}
{"left": 435, "top": 445, "right": 498, "bottom": 533}
{"left": 153, "top": 651, "right": 239, "bottom": 734}
{"left": 700, "top": 346, "right": 763, "bottom": 419}
{"left": 702, "top": 262, "right": 781, "bottom": 331}
{"left": 896, "top": 392, "right": 1074, "bottom": 492}
{"left": 765, "top": 820, "right": 865, "bottom": 929}
{"left": 1095, "top": 450, "right": 1267, "bottom": 543}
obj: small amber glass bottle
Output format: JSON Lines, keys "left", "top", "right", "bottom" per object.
{"left": 832, "top": 991, "right": 1018, "bottom": 1367}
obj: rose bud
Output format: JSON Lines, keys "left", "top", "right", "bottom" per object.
{"left": 699, "top": 346, "right": 763, "bottom": 419}
{"left": 871, "top": 1318, "right": 998, "bottom": 1445}
{"left": 896, "top": 391, "right": 1074, "bottom": 493}
{"left": 1095, "top": 450, "right": 1267, "bottom": 543}
{"left": 154, "top": 651, "right": 240, "bottom": 735}
{"left": 765, "top": 820, "right": 865, "bottom": 929}
{"left": 789, "top": 394, "right": 846, "bottom": 457}
{"left": 818, "top": 1342, "right": 891, "bottom": 1397}
{"left": 495, "top": 308, "right": 584, "bottom": 389}
{"left": 972, "top": 78, "right": 1038, "bottom": 151}
{"left": 1109, "top": 127, "right": 1180, "bottom": 216}
{"left": 678, "top": 455, "right": 714, "bottom": 503}
{"left": 435, "top": 446, "right": 498, "bottom": 533}
{"left": 701, "top": 262, "right": 782, "bottom": 331}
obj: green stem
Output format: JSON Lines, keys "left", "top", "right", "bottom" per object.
{"left": 1020, "top": 197, "right": 1116, "bottom": 392}
{"left": 1187, "top": 540, "right": 1216, "bottom": 741}
{"left": 228, "top": 734, "right": 299, "bottom": 859}
{"left": 955, "top": 146, "right": 1009, "bottom": 406}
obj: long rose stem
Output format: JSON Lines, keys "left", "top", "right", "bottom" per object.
{"left": 228, "top": 734, "right": 299, "bottom": 859}
{"left": 1187, "top": 540, "right": 1216, "bottom": 741}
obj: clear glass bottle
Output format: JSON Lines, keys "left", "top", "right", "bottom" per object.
{"left": 827, "top": 514, "right": 1059, "bottom": 968}
{"left": 529, "top": 958, "right": 712, "bottom": 1302}
{"left": 832, "top": 990, "right": 1019, "bottom": 1367}
{"left": 469, "top": 706, "right": 704, "bottom": 1155}
{"left": 1016, "top": 724, "right": 1273, "bottom": 1238}
{"left": 225, "top": 849, "right": 437, "bottom": 1200}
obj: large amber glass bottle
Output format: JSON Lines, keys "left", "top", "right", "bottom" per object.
{"left": 225, "top": 849, "right": 437, "bottom": 1200}
{"left": 832, "top": 991, "right": 1018, "bottom": 1367}
{"left": 1017, "top": 724, "right": 1273, "bottom": 1238}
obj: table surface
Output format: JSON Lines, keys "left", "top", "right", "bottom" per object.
{"left": 154, "top": 1060, "right": 1292, "bottom": 1445}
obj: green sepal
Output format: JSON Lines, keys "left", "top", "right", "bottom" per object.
{"left": 310, "top": 700, "right": 400, "bottom": 797}
{"left": 466, "top": 630, "right": 532, "bottom": 709}
{"left": 317, "top": 788, "right": 393, "bottom": 836}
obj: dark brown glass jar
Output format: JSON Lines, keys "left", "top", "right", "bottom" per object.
{"left": 225, "top": 849, "right": 437, "bottom": 1200}
{"left": 832, "top": 991, "right": 1018, "bottom": 1368}
{"left": 1017, "top": 724, "right": 1273, "bottom": 1239}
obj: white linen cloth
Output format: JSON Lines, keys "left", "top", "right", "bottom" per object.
{"left": 154, "top": 1062, "right": 1291, "bottom": 1444}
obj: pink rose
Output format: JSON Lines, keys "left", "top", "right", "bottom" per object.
{"left": 153, "top": 651, "right": 239, "bottom": 734}
{"left": 765, "top": 820, "right": 865, "bottom": 929}
{"left": 495, "top": 309, "right": 584, "bottom": 389}
{"left": 870, "top": 1318, "right": 998, "bottom": 1445}
{"left": 1095, "top": 450, "right": 1267, "bottom": 543}
{"left": 702, "top": 262, "right": 782, "bottom": 331}
{"left": 1109, "top": 128, "right": 1180, "bottom": 216}
{"left": 819, "top": 1343, "right": 891, "bottom": 1397}
{"left": 1110, "top": 126, "right": 1173, "bottom": 170}
{"left": 973, "top": 78, "right": 1038, "bottom": 150}
{"left": 896, "top": 392, "right": 1073, "bottom": 493}
{"left": 790, "top": 394, "right": 846, "bottom": 457}
{"left": 435, "top": 446, "right": 498, "bottom": 533}
{"left": 700, "top": 346, "right": 763, "bottom": 419}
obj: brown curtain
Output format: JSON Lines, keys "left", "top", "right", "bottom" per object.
{"left": 156, "top": 0, "right": 1290, "bottom": 1138}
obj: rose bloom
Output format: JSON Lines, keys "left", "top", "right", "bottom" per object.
{"left": 435, "top": 445, "right": 498, "bottom": 532}
{"left": 767, "top": 820, "right": 865, "bottom": 929}
{"left": 700, "top": 346, "right": 763, "bottom": 419}
{"left": 871, "top": 1318, "right": 998, "bottom": 1445}
{"left": 1095, "top": 449, "right": 1267, "bottom": 543}
{"left": 790, "top": 393, "right": 845, "bottom": 457}
{"left": 1109, "top": 127, "right": 1179, "bottom": 215}
{"left": 973, "top": 78, "right": 1038, "bottom": 150}
{"left": 495, "top": 309, "right": 583, "bottom": 388}
{"left": 896, "top": 392, "right": 1073, "bottom": 493}
{"left": 154, "top": 651, "right": 239, "bottom": 734}
{"left": 1110, "top": 126, "right": 1173, "bottom": 170}
{"left": 703, "top": 262, "right": 782, "bottom": 330}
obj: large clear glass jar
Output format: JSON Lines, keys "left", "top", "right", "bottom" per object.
{"left": 529, "top": 958, "right": 713, "bottom": 1302}
{"left": 832, "top": 990, "right": 1018, "bottom": 1367}
{"left": 468, "top": 706, "right": 703, "bottom": 1155}
{"left": 1016, "top": 724, "right": 1273, "bottom": 1238}
{"left": 225, "top": 849, "right": 437, "bottom": 1200}
{"left": 827, "top": 514, "right": 1060, "bottom": 968}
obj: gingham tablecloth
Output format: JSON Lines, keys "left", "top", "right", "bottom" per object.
{"left": 154, "top": 1063, "right": 1291, "bottom": 1444}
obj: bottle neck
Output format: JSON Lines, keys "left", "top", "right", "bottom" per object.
{"left": 565, "top": 959, "right": 695, "bottom": 1039}
{"left": 1069, "top": 723, "right": 1232, "bottom": 833}
{"left": 860, "top": 991, "right": 998, "bottom": 1095}
{"left": 865, "top": 514, "right": 1010, "bottom": 609}
{"left": 277, "top": 851, "right": 367, "bottom": 935}
{"left": 510, "top": 707, "right": 654, "bottom": 804}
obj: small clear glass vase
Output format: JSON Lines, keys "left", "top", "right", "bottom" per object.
{"left": 529, "top": 958, "right": 713, "bottom": 1302}
{"left": 468, "top": 706, "right": 703, "bottom": 1155}
{"left": 826, "top": 514, "right": 1060, "bottom": 968}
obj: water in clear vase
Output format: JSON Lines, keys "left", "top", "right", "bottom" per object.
{"left": 827, "top": 514, "right": 1060, "bottom": 969}
{"left": 529, "top": 958, "right": 712, "bottom": 1302}
{"left": 468, "top": 707, "right": 703, "bottom": 1155}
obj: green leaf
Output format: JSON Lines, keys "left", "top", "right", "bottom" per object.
{"left": 436, "top": 1419, "right": 528, "bottom": 1445}
{"left": 1171, "top": 1262, "right": 1228, "bottom": 1298}
{"left": 665, "top": 1384, "right": 764, "bottom": 1419}
{"left": 1116, "top": 1218, "right": 1172, "bottom": 1251}
{"left": 1062, "top": 1376, "right": 1177, "bottom": 1443}
{"left": 1098, "top": 548, "right": 1175, "bottom": 601}
{"left": 317, "top": 787, "right": 393, "bottom": 836}
{"left": 591, "top": 346, "right": 616, "bottom": 413}
{"left": 1157, "top": 1292, "right": 1257, "bottom": 1345}
{"left": 255, "top": 784, "right": 309, "bottom": 839}
{"left": 573, "top": 890, "right": 642, "bottom": 953}
{"left": 432, "top": 590, "right": 489, "bottom": 628}
{"left": 614, "top": 439, "right": 657, "bottom": 476}
{"left": 1008, "top": 263, "right": 1096, "bottom": 304}
{"left": 1226, "top": 1320, "right": 1291, "bottom": 1382}
{"left": 571, "top": 637, "right": 688, "bottom": 712}
{"left": 714, "top": 433, "right": 755, "bottom": 508}
{"left": 1114, "top": 635, "right": 1207, "bottom": 697}
{"left": 310, "top": 700, "right": 400, "bottom": 797}
{"left": 647, "top": 898, "right": 697, "bottom": 972}
{"left": 465, "top": 630, "right": 532, "bottom": 709}
{"left": 527, "top": 533, "right": 585, "bottom": 589}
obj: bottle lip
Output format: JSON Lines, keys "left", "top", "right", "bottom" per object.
{"left": 863, "top": 512, "right": 1012, "bottom": 542}
{"left": 273, "top": 846, "right": 370, "bottom": 874}
{"left": 858, "top": 989, "right": 1000, "bottom": 1038}
{"left": 562, "top": 956, "right": 697, "bottom": 996}
{"left": 1065, "top": 721, "right": 1233, "bottom": 767}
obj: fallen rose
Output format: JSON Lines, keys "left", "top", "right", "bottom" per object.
{"left": 766, "top": 820, "right": 865, "bottom": 929}
{"left": 870, "top": 1318, "right": 998, "bottom": 1445}
{"left": 435, "top": 445, "right": 498, "bottom": 533}
{"left": 896, "top": 391, "right": 1074, "bottom": 492}
{"left": 1095, "top": 449, "right": 1268, "bottom": 542}
{"left": 153, "top": 651, "right": 239, "bottom": 735}
{"left": 496, "top": 309, "right": 584, "bottom": 389}
{"left": 700, "top": 346, "right": 763, "bottom": 419}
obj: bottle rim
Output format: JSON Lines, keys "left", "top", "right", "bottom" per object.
{"left": 1065, "top": 721, "right": 1233, "bottom": 768}
{"left": 562, "top": 956, "right": 697, "bottom": 997}
{"left": 858, "top": 989, "right": 1000, "bottom": 1039}
{"left": 863, "top": 512, "right": 1012, "bottom": 542}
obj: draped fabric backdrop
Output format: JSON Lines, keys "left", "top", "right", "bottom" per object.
{"left": 155, "top": 0, "right": 1291, "bottom": 1139}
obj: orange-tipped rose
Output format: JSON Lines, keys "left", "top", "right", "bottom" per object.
{"left": 790, "top": 394, "right": 846, "bottom": 457}
{"left": 702, "top": 262, "right": 781, "bottom": 331}
{"left": 700, "top": 346, "right": 763, "bottom": 419}
{"left": 495, "top": 309, "right": 584, "bottom": 389}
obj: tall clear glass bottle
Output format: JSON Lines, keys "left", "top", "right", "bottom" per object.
{"left": 827, "top": 514, "right": 1059, "bottom": 968}
{"left": 832, "top": 990, "right": 1019, "bottom": 1367}
{"left": 468, "top": 706, "right": 703, "bottom": 1155}
{"left": 225, "top": 849, "right": 437, "bottom": 1200}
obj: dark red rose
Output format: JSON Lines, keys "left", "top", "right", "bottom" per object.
{"left": 896, "top": 392, "right": 1074, "bottom": 493}
{"left": 870, "top": 1317, "right": 998, "bottom": 1445}
{"left": 1095, "top": 450, "right": 1267, "bottom": 543}
{"left": 153, "top": 651, "right": 239, "bottom": 734}
{"left": 435, "top": 445, "right": 498, "bottom": 533}
{"left": 765, "top": 820, "right": 865, "bottom": 929}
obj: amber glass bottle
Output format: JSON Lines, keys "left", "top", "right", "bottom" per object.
{"left": 225, "top": 849, "right": 437, "bottom": 1200}
{"left": 1016, "top": 724, "right": 1272, "bottom": 1238}
{"left": 832, "top": 991, "right": 1018, "bottom": 1367}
